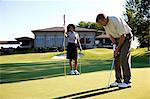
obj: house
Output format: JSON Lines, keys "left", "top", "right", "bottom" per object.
{"left": 32, "top": 27, "right": 97, "bottom": 49}
{"left": 0, "top": 41, "right": 20, "bottom": 55}
{"left": 95, "top": 34, "right": 112, "bottom": 48}
{"left": 0, "top": 37, "right": 34, "bottom": 55}
{"left": 15, "top": 37, "right": 34, "bottom": 48}
{"left": 0, "top": 37, "right": 34, "bottom": 49}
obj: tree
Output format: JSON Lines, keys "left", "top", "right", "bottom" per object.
{"left": 78, "top": 21, "right": 104, "bottom": 30}
{"left": 78, "top": 21, "right": 88, "bottom": 28}
{"left": 124, "top": 0, "right": 150, "bottom": 50}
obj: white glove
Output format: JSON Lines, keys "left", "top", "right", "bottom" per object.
{"left": 113, "top": 44, "right": 117, "bottom": 51}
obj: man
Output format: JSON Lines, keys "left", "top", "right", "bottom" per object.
{"left": 96, "top": 13, "right": 132, "bottom": 88}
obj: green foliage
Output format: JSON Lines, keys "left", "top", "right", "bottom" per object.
{"left": 124, "top": 0, "right": 150, "bottom": 48}
{"left": 78, "top": 21, "right": 104, "bottom": 30}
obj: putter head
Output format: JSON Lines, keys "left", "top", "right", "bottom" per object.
{"left": 105, "top": 85, "right": 111, "bottom": 89}
{"left": 105, "top": 85, "right": 116, "bottom": 89}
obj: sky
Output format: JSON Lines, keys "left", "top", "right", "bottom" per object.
{"left": 0, "top": 0, "right": 126, "bottom": 41}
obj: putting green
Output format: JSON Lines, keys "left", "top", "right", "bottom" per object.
{"left": 0, "top": 68, "right": 149, "bottom": 99}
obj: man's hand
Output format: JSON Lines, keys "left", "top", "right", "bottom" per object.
{"left": 114, "top": 47, "right": 120, "bottom": 57}
{"left": 113, "top": 44, "right": 119, "bottom": 57}
{"left": 114, "top": 34, "right": 125, "bottom": 57}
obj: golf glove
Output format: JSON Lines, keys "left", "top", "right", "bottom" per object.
{"left": 113, "top": 44, "right": 117, "bottom": 51}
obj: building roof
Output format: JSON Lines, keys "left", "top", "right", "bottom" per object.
{"left": 96, "top": 34, "right": 110, "bottom": 39}
{"left": 32, "top": 27, "right": 97, "bottom": 33}
{"left": 0, "top": 41, "right": 20, "bottom": 44}
{"left": 15, "top": 37, "right": 34, "bottom": 41}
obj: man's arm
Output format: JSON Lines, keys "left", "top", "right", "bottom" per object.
{"left": 109, "top": 34, "right": 126, "bottom": 57}
{"left": 117, "top": 34, "right": 126, "bottom": 51}
{"left": 115, "top": 34, "right": 126, "bottom": 57}
{"left": 109, "top": 35, "right": 116, "bottom": 44}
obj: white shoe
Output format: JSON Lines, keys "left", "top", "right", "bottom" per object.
{"left": 119, "top": 83, "right": 131, "bottom": 88}
{"left": 74, "top": 70, "right": 80, "bottom": 75}
{"left": 110, "top": 82, "right": 121, "bottom": 87}
{"left": 70, "top": 70, "right": 75, "bottom": 75}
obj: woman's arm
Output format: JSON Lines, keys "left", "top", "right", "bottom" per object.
{"left": 64, "top": 32, "right": 68, "bottom": 38}
{"left": 77, "top": 34, "right": 82, "bottom": 51}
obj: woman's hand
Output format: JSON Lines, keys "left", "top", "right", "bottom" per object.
{"left": 64, "top": 32, "right": 68, "bottom": 37}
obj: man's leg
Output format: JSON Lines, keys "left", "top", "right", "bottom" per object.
{"left": 120, "top": 36, "right": 132, "bottom": 83}
{"left": 115, "top": 56, "right": 122, "bottom": 83}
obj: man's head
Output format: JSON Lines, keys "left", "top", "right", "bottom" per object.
{"left": 96, "top": 13, "right": 108, "bottom": 26}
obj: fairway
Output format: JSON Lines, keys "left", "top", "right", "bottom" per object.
{"left": 0, "top": 48, "right": 149, "bottom": 99}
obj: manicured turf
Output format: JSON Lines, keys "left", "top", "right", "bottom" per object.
{"left": 0, "top": 68, "right": 149, "bottom": 99}
{"left": 0, "top": 48, "right": 149, "bottom": 83}
{"left": 0, "top": 48, "right": 149, "bottom": 98}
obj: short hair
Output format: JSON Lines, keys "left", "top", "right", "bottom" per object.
{"left": 67, "top": 24, "right": 75, "bottom": 32}
{"left": 96, "top": 13, "right": 106, "bottom": 22}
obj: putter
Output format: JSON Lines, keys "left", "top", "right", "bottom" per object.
{"left": 106, "top": 44, "right": 116, "bottom": 88}
{"left": 106, "top": 58, "right": 115, "bottom": 88}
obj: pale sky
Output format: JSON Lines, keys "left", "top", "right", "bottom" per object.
{"left": 0, "top": 0, "right": 126, "bottom": 41}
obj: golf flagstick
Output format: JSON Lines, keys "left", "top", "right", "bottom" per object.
{"left": 79, "top": 50, "right": 82, "bottom": 74}
{"left": 63, "top": 14, "right": 67, "bottom": 76}
{"left": 106, "top": 44, "right": 116, "bottom": 88}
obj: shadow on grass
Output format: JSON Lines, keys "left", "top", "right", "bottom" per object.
{"left": 132, "top": 55, "right": 149, "bottom": 68}
{"left": 0, "top": 60, "right": 112, "bottom": 84}
{"left": 0, "top": 55, "right": 149, "bottom": 84}
{"left": 55, "top": 87, "right": 130, "bottom": 99}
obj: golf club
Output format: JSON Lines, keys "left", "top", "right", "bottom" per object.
{"left": 105, "top": 44, "right": 116, "bottom": 88}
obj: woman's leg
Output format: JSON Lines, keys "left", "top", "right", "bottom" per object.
{"left": 74, "top": 59, "right": 78, "bottom": 70}
{"left": 69, "top": 59, "right": 73, "bottom": 70}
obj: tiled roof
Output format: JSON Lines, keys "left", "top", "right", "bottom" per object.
{"left": 15, "top": 37, "right": 34, "bottom": 41}
{"left": 0, "top": 41, "right": 19, "bottom": 44}
{"left": 32, "top": 27, "right": 97, "bottom": 32}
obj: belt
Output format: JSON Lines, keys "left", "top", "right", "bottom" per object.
{"left": 115, "top": 33, "right": 132, "bottom": 43}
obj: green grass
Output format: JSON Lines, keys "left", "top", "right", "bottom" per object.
{"left": 0, "top": 52, "right": 62, "bottom": 63}
{"left": 0, "top": 48, "right": 149, "bottom": 99}
{"left": 131, "top": 48, "right": 149, "bottom": 68}
{"left": 0, "top": 68, "right": 150, "bottom": 99}
{"left": 0, "top": 48, "right": 149, "bottom": 83}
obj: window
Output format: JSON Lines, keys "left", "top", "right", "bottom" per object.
{"left": 80, "top": 38, "right": 84, "bottom": 44}
{"left": 36, "top": 36, "right": 44, "bottom": 44}
{"left": 105, "top": 38, "right": 112, "bottom": 45}
{"left": 36, "top": 36, "right": 45, "bottom": 47}
{"left": 86, "top": 38, "right": 91, "bottom": 44}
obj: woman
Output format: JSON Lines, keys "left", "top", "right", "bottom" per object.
{"left": 65, "top": 24, "right": 82, "bottom": 75}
